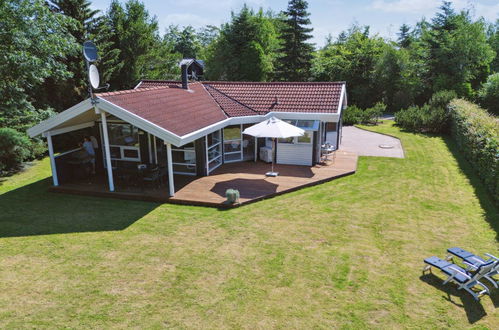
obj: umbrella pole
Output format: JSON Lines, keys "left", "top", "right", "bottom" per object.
{"left": 272, "top": 138, "right": 275, "bottom": 173}
{"left": 266, "top": 138, "right": 278, "bottom": 177}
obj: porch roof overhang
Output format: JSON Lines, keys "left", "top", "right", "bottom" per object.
{"left": 27, "top": 84, "right": 345, "bottom": 146}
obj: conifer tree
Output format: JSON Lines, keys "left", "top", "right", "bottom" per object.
{"left": 37, "top": 0, "right": 100, "bottom": 110}
{"left": 276, "top": 0, "right": 314, "bottom": 81}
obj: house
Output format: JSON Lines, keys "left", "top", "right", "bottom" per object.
{"left": 28, "top": 68, "right": 347, "bottom": 199}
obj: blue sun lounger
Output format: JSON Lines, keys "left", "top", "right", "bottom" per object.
{"left": 423, "top": 256, "right": 495, "bottom": 300}
{"left": 446, "top": 247, "right": 499, "bottom": 288}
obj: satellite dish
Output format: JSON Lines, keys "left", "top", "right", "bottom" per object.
{"left": 83, "top": 41, "right": 99, "bottom": 62}
{"left": 88, "top": 64, "right": 100, "bottom": 89}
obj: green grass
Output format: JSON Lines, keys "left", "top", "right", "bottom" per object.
{"left": 0, "top": 122, "right": 497, "bottom": 328}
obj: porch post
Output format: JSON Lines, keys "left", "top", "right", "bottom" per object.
{"left": 254, "top": 137, "right": 257, "bottom": 162}
{"left": 148, "top": 133, "right": 152, "bottom": 163}
{"left": 100, "top": 111, "right": 115, "bottom": 192}
{"left": 153, "top": 136, "right": 157, "bottom": 164}
{"left": 46, "top": 132, "right": 59, "bottom": 186}
{"left": 166, "top": 143, "right": 175, "bottom": 197}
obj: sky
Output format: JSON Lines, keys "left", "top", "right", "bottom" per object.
{"left": 90, "top": 0, "right": 499, "bottom": 47}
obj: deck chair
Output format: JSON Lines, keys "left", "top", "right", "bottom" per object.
{"left": 446, "top": 247, "right": 499, "bottom": 288}
{"left": 423, "top": 256, "right": 495, "bottom": 300}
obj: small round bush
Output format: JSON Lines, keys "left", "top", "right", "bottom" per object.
{"left": 0, "top": 128, "right": 32, "bottom": 171}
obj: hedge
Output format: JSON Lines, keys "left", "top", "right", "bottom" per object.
{"left": 448, "top": 99, "right": 499, "bottom": 204}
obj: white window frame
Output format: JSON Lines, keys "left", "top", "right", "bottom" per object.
{"left": 223, "top": 124, "right": 243, "bottom": 163}
{"left": 206, "top": 130, "right": 222, "bottom": 174}
{"left": 172, "top": 146, "right": 196, "bottom": 176}
{"left": 100, "top": 123, "right": 141, "bottom": 164}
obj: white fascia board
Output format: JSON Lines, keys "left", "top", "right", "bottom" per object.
{"left": 337, "top": 84, "right": 346, "bottom": 117}
{"left": 95, "top": 97, "right": 183, "bottom": 146}
{"left": 264, "top": 111, "right": 340, "bottom": 122}
{"left": 27, "top": 99, "right": 93, "bottom": 138}
{"left": 177, "top": 115, "right": 264, "bottom": 146}
{"left": 48, "top": 121, "right": 95, "bottom": 136}
{"left": 134, "top": 81, "right": 143, "bottom": 89}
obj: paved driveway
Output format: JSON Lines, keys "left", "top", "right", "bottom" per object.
{"left": 339, "top": 126, "right": 404, "bottom": 158}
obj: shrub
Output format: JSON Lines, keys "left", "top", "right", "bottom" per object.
{"left": 343, "top": 105, "right": 363, "bottom": 125}
{"left": 395, "top": 90, "right": 457, "bottom": 133}
{"left": 479, "top": 73, "right": 499, "bottom": 115}
{"left": 448, "top": 99, "right": 499, "bottom": 203}
{"left": 362, "top": 102, "right": 385, "bottom": 125}
{"left": 343, "top": 103, "right": 385, "bottom": 125}
{"left": 0, "top": 128, "right": 32, "bottom": 172}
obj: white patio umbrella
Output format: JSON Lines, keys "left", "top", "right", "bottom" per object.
{"left": 243, "top": 117, "right": 305, "bottom": 176}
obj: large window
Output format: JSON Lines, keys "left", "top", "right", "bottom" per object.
{"left": 172, "top": 142, "right": 196, "bottom": 175}
{"left": 223, "top": 125, "right": 242, "bottom": 163}
{"left": 102, "top": 123, "right": 141, "bottom": 162}
{"left": 277, "top": 131, "right": 312, "bottom": 145}
{"left": 207, "top": 130, "right": 222, "bottom": 173}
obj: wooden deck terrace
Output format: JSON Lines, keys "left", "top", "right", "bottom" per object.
{"left": 49, "top": 150, "right": 358, "bottom": 208}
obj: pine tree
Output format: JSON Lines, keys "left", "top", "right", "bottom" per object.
{"left": 276, "top": 0, "right": 314, "bottom": 81}
{"left": 38, "top": 0, "right": 100, "bottom": 111}
{"left": 397, "top": 24, "right": 412, "bottom": 48}
{"left": 205, "top": 6, "right": 280, "bottom": 81}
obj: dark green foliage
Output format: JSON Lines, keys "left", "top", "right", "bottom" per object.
{"left": 205, "top": 6, "right": 280, "bottom": 81}
{"left": 0, "top": 128, "right": 32, "bottom": 172}
{"left": 488, "top": 20, "right": 499, "bottom": 73}
{"left": 479, "top": 73, "right": 499, "bottom": 115}
{"left": 422, "top": 2, "right": 494, "bottom": 98}
{"left": 0, "top": 0, "right": 77, "bottom": 131}
{"left": 448, "top": 99, "right": 499, "bottom": 203}
{"left": 275, "top": 0, "right": 314, "bottom": 81}
{"left": 38, "top": 0, "right": 100, "bottom": 110}
{"left": 397, "top": 24, "right": 412, "bottom": 48}
{"left": 343, "top": 106, "right": 363, "bottom": 125}
{"left": 165, "top": 25, "right": 201, "bottom": 58}
{"left": 343, "top": 103, "right": 385, "bottom": 125}
{"left": 395, "top": 90, "right": 457, "bottom": 133}
{"left": 106, "top": 0, "right": 162, "bottom": 89}
{"left": 312, "top": 26, "right": 387, "bottom": 109}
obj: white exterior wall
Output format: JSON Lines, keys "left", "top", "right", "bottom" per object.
{"left": 276, "top": 143, "right": 313, "bottom": 166}
{"left": 326, "top": 130, "right": 338, "bottom": 149}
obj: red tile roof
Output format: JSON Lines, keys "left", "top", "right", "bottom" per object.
{"left": 106, "top": 80, "right": 345, "bottom": 136}
{"left": 204, "top": 81, "right": 344, "bottom": 114}
{"left": 203, "top": 84, "right": 259, "bottom": 117}
{"left": 96, "top": 83, "right": 227, "bottom": 136}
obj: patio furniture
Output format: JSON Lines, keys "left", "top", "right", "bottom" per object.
{"left": 446, "top": 247, "right": 499, "bottom": 288}
{"left": 423, "top": 256, "right": 495, "bottom": 300}
{"left": 321, "top": 142, "right": 335, "bottom": 163}
{"left": 140, "top": 165, "right": 161, "bottom": 189}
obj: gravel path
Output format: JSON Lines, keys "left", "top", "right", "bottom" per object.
{"left": 339, "top": 126, "right": 404, "bottom": 158}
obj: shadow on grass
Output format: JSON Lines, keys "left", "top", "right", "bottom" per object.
{"left": 443, "top": 136, "right": 499, "bottom": 241}
{"left": 0, "top": 178, "right": 158, "bottom": 238}
{"left": 420, "top": 273, "right": 488, "bottom": 324}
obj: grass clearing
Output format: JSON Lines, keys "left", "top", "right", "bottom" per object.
{"left": 0, "top": 122, "right": 497, "bottom": 328}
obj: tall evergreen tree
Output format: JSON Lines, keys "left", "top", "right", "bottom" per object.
{"left": 106, "top": 0, "right": 161, "bottom": 89}
{"left": 397, "top": 24, "right": 412, "bottom": 48}
{"left": 276, "top": 0, "right": 314, "bottom": 81}
{"left": 165, "top": 25, "right": 200, "bottom": 58}
{"left": 423, "top": 1, "right": 494, "bottom": 97}
{"left": 37, "top": 0, "right": 100, "bottom": 111}
{"left": 205, "top": 6, "right": 280, "bottom": 81}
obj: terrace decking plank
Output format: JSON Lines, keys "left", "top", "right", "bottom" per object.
{"left": 49, "top": 150, "right": 357, "bottom": 208}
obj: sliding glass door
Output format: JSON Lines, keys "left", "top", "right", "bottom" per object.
{"left": 223, "top": 125, "right": 242, "bottom": 163}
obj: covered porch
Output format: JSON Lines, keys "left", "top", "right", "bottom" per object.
{"left": 48, "top": 150, "right": 358, "bottom": 208}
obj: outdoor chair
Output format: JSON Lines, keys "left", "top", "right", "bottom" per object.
{"left": 423, "top": 256, "right": 496, "bottom": 300}
{"left": 140, "top": 166, "right": 161, "bottom": 189}
{"left": 446, "top": 247, "right": 499, "bottom": 288}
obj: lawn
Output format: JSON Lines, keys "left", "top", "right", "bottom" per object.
{"left": 0, "top": 122, "right": 497, "bottom": 328}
